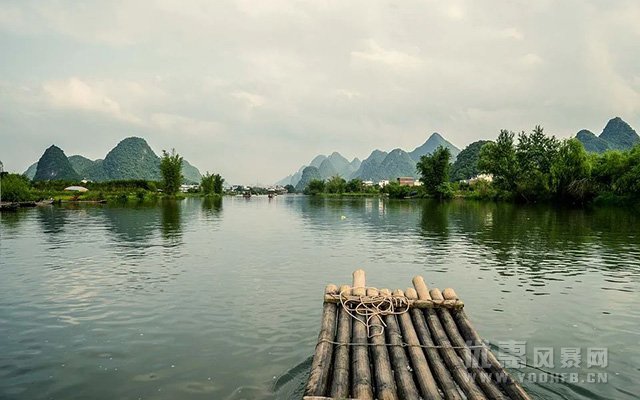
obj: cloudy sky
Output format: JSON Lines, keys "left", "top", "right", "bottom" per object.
{"left": 1, "top": 0, "right": 639, "bottom": 183}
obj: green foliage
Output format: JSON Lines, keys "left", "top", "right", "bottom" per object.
{"left": 325, "top": 175, "right": 346, "bottom": 194}
{"left": 478, "top": 130, "right": 519, "bottom": 191}
{"left": 345, "top": 179, "right": 364, "bottom": 193}
{"left": 551, "top": 139, "right": 592, "bottom": 201}
{"left": 304, "top": 179, "right": 325, "bottom": 195}
{"left": 160, "top": 149, "right": 183, "bottom": 196}
{"left": 0, "top": 173, "right": 33, "bottom": 202}
{"left": 417, "top": 146, "right": 451, "bottom": 198}
{"left": 213, "top": 174, "right": 224, "bottom": 195}
{"left": 201, "top": 172, "right": 215, "bottom": 195}
{"left": 284, "top": 184, "right": 295, "bottom": 193}
{"left": 450, "top": 140, "right": 491, "bottom": 181}
{"left": 383, "top": 182, "right": 412, "bottom": 199}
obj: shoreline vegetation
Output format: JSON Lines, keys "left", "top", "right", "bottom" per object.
{"left": 2, "top": 126, "right": 639, "bottom": 208}
{"left": 302, "top": 126, "right": 640, "bottom": 207}
{"left": 0, "top": 149, "right": 226, "bottom": 206}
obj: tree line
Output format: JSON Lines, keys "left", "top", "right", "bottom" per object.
{"left": 1, "top": 149, "right": 225, "bottom": 202}
{"left": 416, "top": 126, "right": 640, "bottom": 204}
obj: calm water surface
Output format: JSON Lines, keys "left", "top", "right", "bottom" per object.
{"left": 1, "top": 196, "right": 639, "bottom": 399}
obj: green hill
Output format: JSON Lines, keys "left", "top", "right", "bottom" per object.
{"left": 33, "top": 145, "right": 80, "bottom": 181}
{"left": 295, "top": 166, "right": 322, "bottom": 192}
{"left": 68, "top": 155, "right": 98, "bottom": 178}
{"left": 24, "top": 137, "right": 202, "bottom": 183}
{"left": 450, "top": 140, "right": 491, "bottom": 181}
{"left": 576, "top": 117, "right": 639, "bottom": 153}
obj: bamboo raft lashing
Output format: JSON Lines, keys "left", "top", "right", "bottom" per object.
{"left": 303, "top": 270, "right": 531, "bottom": 400}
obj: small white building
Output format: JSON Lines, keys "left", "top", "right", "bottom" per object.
{"left": 468, "top": 174, "right": 493, "bottom": 184}
{"left": 378, "top": 180, "right": 390, "bottom": 188}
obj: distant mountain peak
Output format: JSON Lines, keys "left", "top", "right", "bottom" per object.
{"left": 33, "top": 145, "right": 80, "bottom": 181}
{"left": 409, "top": 132, "right": 460, "bottom": 161}
{"left": 576, "top": 116, "right": 639, "bottom": 152}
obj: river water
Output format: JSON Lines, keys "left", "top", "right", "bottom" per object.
{"left": 1, "top": 196, "right": 639, "bottom": 399}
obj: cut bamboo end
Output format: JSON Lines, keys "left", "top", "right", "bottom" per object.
{"left": 366, "top": 287, "right": 379, "bottom": 297}
{"left": 405, "top": 287, "right": 418, "bottom": 300}
{"left": 443, "top": 287, "right": 458, "bottom": 300}
{"left": 429, "top": 288, "right": 444, "bottom": 301}
{"left": 412, "top": 275, "right": 432, "bottom": 300}
{"left": 325, "top": 284, "right": 338, "bottom": 295}
{"left": 352, "top": 269, "right": 366, "bottom": 296}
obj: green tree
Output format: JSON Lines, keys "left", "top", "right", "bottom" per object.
{"left": 284, "top": 184, "right": 295, "bottom": 193}
{"left": 478, "top": 130, "right": 519, "bottom": 191}
{"left": 0, "top": 173, "right": 32, "bottom": 202}
{"left": 304, "top": 179, "right": 325, "bottom": 195}
{"left": 346, "top": 178, "right": 364, "bottom": 193}
{"left": 417, "top": 146, "right": 451, "bottom": 197}
{"left": 551, "top": 139, "right": 591, "bottom": 201}
{"left": 325, "top": 175, "right": 346, "bottom": 194}
{"left": 213, "top": 174, "right": 224, "bottom": 195}
{"left": 514, "top": 126, "right": 559, "bottom": 200}
{"left": 160, "top": 149, "right": 183, "bottom": 195}
{"left": 450, "top": 140, "right": 491, "bottom": 181}
{"left": 201, "top": 172, "right": 215, "bottom": 195}
{"left": 383, "top": 182, "right": 412, "bottom": 199}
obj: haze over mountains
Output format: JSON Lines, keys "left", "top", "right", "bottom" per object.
{"left": 24, "top": 137, "right": 202, "bottom": 183}
{"left": 279, "top": 132, "right": 460, "bottom": 187}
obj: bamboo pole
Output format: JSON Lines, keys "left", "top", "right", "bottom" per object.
{"left": 431, "top": 288, "right": 508, "bottom": 400}
{"left": 323, "top": 294, "right": 464, "bottom": 309}
{"left": 367, "top": 288, "right": 398, "bottom": 400}
{"left": 413, "top": 276, "right": 486, "bottom": 400}
{"left": 406, "top": 287, "right": 462, "bottom": 400}
{"left": 442, "top": 289, "right": 531, "bottom": 400}
{"left": 378, "top": 289, "right": 420, "bottom": 400}
{"left": 330, "top": 284, "right": 352, "bottom": 399}
{"left": 305, "top": 284, "right": 339, "bottom": 397}
{"left": 351, "top": 271, "right": 374, "bottom": 400}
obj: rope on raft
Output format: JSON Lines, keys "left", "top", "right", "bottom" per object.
{"left": 339, "top": 286, "right": 410, "bottom": 338}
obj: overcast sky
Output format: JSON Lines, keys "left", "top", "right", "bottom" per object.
{"left": 1, "top": 0, "right": 639, "bottom": 183}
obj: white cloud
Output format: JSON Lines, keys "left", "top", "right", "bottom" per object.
{"left": 1, "top": 0, "right": 639, "bottom": 183}
{"left": 351, "top": 40, "right": 424, "bottom": 70}
{"left": 232, "top": 91, "right": 266, "bottom": 109}
{"left": 42, "top": 78, "right": 143, "bottom": 124}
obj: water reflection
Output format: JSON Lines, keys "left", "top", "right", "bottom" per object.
{"left": 0, "top": 208, "right": 31, "bottom": 232}
{"left": 102, "top": 204, "right": 160, "bottom": 243}
{"left": 161, "top": 199, "right": 182, "bottom": 242}
{"left": 201, "top": 196, "right": 223, "bottom": 216}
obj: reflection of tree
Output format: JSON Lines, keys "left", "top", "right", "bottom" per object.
{"left": 419, "top": 199, "right": 450, "bottom": 240}
{"left": 201, "top": 196, "right": 223, "bottom": 216}
{"left": 102, "top": 204, "right": 160, "bottom": 243}
{"left": 0, "top": 209, "right": 30, "bottom": 232}
{"left": 161, "top": 199, "right": 182, "bottom": 241}
{"left": 36, "top": 206, "right": 68, "bottom": 234}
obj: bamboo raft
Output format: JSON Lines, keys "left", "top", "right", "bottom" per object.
{"left": 304, "top": 270, "right": 531, "bottom": 400}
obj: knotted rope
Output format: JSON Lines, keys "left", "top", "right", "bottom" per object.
{"left": 339, "top": 286, "right": 410, "bottom": 338}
